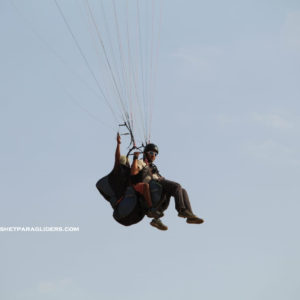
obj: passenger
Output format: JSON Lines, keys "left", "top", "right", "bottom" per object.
{"left": 108, "top": 133, "right": 130, "bottom": 202}
{"left": 135, "top": 143, "right": 204, "bottom": 230}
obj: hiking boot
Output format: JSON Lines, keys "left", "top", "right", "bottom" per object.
{"left": 146, "top": 208, "right": 163, "bottom": 219}
{"left": 178, "top": 209, "right": 196, "bottom": 218}
{"left": 186, "top": 216, "right": 204, "bottom": 224}
{"left": 150, "top": 218, "right": 168, "bottom": 231}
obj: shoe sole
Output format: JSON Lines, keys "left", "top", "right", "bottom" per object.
{"left": 186, "top": 218, "right": 204, "bottom": 224}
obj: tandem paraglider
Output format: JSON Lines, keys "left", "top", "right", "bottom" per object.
{"left": 96, "top": 130, "right": 204, "bottom": 231}
{"left": 37, "top": 1, "right": 205, "bottom": 230}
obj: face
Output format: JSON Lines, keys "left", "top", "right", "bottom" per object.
{"left": 146, "top": 151, "right": 158, "bottom": 162}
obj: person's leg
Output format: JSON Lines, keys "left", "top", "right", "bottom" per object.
{"left": 133, "top": 183, "right": 152, "bottom": 208}
{"left": 159, "top": 180, "right": 204, "bottom": 224}
{"left": 182, "top": 188, "right": 193, "bottom": 213}
{"left": 134, "top": 183, "right": 163, "bottom": 219}
{"left": 142, "top": 183, "right": 152, "bottom": 208}
{"left": 174, "top": 189, "right": 184, "bottom": 212}
{"left": 159, "top": 179, "right": 185, "bottom": 212}
{"left": 181, "top": 188, "right": 204, "bottom": 224}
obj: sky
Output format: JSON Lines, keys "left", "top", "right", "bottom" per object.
{"left": 1, "top": 0, "right": 300, "bottom": 299}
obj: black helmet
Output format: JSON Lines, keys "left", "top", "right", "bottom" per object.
{"left": 144, "top": 143, "right": 159, "bottom": 154}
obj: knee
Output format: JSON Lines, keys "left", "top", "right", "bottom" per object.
{"left": 174, "top": 183, "right": 182, "bottom": 193}
{"left": 182, "top": 188, "right": 188, "bottom": 196}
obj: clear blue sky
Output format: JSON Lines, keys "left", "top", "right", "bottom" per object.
{"left": 1, "top": 0, "right": 300, "bottom": 299}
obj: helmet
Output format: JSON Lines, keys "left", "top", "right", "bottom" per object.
{"left": 144, "top": 143, "right": 159, "bottom": 154}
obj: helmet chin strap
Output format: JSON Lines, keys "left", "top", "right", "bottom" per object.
{"left": 144, "top": 154, "right": 153, "bottom": 164}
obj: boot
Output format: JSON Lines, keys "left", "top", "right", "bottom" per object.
{"left": 150, "top": 218, "right": 168, "bottom": 231}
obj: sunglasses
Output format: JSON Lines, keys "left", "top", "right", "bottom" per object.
{"left": 147, "top": 151, "right": 158, "bottom": 157}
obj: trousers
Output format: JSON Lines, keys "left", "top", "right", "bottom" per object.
{"left": 158, "top": 179, "right": 193, "bottom": 213}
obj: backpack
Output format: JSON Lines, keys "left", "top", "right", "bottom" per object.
{"left": 96, "top": 172, "right": 146, "bottom": 226}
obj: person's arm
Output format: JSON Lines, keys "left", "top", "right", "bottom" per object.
{"left": 131, "top": 152, "right": 140, "bottom": 175}
{"left": 114, "top": 133, "right": 121, "bottom": 169}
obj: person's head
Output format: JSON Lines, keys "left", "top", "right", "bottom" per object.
{"left": 144, "top": 143, "right": 159, "bottom": 163}
{"left": 119, "top": 155, "right": 130, "bottom": 167}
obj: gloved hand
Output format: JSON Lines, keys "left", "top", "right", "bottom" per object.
{"left": 150, "top": 163, "right": 158, "bottom": 174}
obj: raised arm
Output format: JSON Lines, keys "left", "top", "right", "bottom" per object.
{"left": 114, "top": 133, "right": 121, "bottom": 169}
{"left": 131, "top": 152, "right": 140, "bottom": 175}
